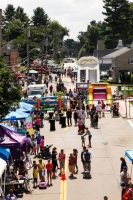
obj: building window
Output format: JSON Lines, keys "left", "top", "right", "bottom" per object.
{"left": 128, "top": 58, "right": 133, "bottom": 64}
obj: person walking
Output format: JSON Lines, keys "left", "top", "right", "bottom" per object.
{"left": 83, "top": 148, "right": 91, "bottom": 174}
{"left": 86, "top": 104, "right": 90, "bottom": 118}
{"left": 35, "top": 117, "right": 41, "bottom": 131}
{"left": 101, "top": 100, "right": 106, "bottom": 118}
{"left": 46, "top": 159, "right": 53, "bottom": 186}
{"left": 120, "top": 157, "right": 127, "bottom": 173}
{"left": 93, "top": 112, "right": 99, "bottom": 129}
{"left": 40, "top": 136, "right": 45, "bottom": 151}
{"left": 33, "top": 164, "right": 38, "bottom": 188}
{"left": 96, "top": 101, "right": 101, "bottom": 118}
{"left": 73, "top": 149, "right": 78, "bottom": 173}
{"left": 66, "top": 109, "right": 72, "bottom": 126}
{"left": 49, "top": 85, "right": 53, "bottom": 95}
{"left": 68, "top": 153, "right": 76, "bottom": 178}
{"left": 84, "top": 127, "right": 92, "bottom": 148}
{"left": 81, "top": 110, "right": 86, "bottom": 126}
{"left": 36, "top": 133, "right": 41, "bottom": 154}
{"left": 58, "top": 149, "right": 66, "bottom": 175}
{"left": 38, "top": 159, "right": 45, "bottom": 180}
{"left": 73, "top": 110, "right": 78, "bottom": 126}
{"left": 52, "top": 147, "right": 58, "bottom": 178}
{"left": 81, "top": 146, "right": 86, "bottom": 173}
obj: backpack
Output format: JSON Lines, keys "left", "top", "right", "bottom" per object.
{"left": 84, "top": 151, "right": 90, "bottom": 162}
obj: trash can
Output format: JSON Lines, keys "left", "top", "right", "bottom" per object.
{"left": 61, "top": 116, "right": 66, "bottom": 128}
{"left": 59, "top": 113, "right": 64, "bottom": 124}
{"left": 49, "top": 112, "right": 54, "bottom": 120}
{"left": 49, "top": 119, "right": 56, "bottom": 131}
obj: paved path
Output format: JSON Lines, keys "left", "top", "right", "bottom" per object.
{"left": 23, "top": 78, "right": 133, "bottom": 200}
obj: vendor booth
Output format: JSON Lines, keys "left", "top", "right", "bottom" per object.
{"left": 0, "top": 125, "right": 27, "bottom": 158}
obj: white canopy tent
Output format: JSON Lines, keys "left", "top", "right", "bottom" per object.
{"left": 0, "top": 158, "right": 7, "bottom": 198}
{"left": 29, "top": 70, "right": 38, "bottom": 74}
{"left": 0, "top": 158, "right": 7, "bottom": 178}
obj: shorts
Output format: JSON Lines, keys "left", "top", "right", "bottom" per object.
{"left": 69, "top": 165, "right": 75, "bottom": 173}
{"left": 59, "top": 160, "right": 65, "bottom": 169}
{"left": 47, "top": 170, "right": 52, "bottom": 175}
{"left": 34, "top": 178, "right": 37, "bottom": 183}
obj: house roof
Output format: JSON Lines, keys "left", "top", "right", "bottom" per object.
{"left": 102, "top": 47, "right": 130, "bottom": 59}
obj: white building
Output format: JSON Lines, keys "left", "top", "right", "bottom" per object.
{"left": 77, "top": 56, "right": 100, "bottom": 83}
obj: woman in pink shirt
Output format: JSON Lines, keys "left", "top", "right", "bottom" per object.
{"left": 40, "top": 136, "right": 44, "bottom": 151}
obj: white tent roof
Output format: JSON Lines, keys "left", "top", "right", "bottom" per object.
{"left": 0, "top": 158, "right": 6, "bottom": 178}
{"left": 29, "top": 70, "right": 38, "bottom": 74}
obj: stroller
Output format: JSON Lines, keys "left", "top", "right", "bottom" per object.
{"left": 83, "top": 162, "right": 91, "bottom": 179}
{"left": 37, "top": 144, "right": 53, "bottom": 160}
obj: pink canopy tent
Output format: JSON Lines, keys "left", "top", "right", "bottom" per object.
{"left": 0, "top": 125, "right": 27, "bottom": 158}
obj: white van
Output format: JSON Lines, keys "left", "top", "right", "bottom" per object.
{"left": 27, "top": 84, "right": 47, "bottom": 98}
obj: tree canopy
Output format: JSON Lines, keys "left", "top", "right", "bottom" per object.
{"left": 0, "top": 59, "right": 21, "bottom": 119}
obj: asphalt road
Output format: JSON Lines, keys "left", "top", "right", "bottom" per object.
{"left": 24, "top": 77, "right": 133, "bottom": 200}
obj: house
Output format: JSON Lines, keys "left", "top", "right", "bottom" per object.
{"left": 102, "top": 47, "right": 133, "bottom": 83}
{"left": 1, "top": 44, "right": 19, "bottom": 72}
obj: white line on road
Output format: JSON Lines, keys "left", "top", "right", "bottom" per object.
{"left": 128, "top": 120, "right": 133, "bottom": 128}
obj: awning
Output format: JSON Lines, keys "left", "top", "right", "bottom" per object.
{"left": 3, "top": 109, "right": 30, "bottom": 120}
{"left": 19, "top": 102, "right": 34, "bottom": 112}
{"left": 0, "top": 148, "right": 10, "bottom": 161}
{"left": 29, "top": 69, "right": 38, "bottom": 74}
{"left": 125, "top": 150, "right": 133, "bottom": 163}
{"left": 0, "top": 158, "right": 7, "bottom": 178}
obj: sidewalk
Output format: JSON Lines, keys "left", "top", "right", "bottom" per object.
{"left": 117, "top": 99, "right": 133, "bottom": 119}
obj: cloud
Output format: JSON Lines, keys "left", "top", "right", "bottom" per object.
{"left": 0, "top": 0, "right": 105, "bottom": 40}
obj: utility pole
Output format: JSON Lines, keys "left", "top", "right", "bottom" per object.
{"left": 0, "top": 9, "right": 2, "bottom": 57}
{"left": 27, "top": 26, "right": 30, "bottom": 78}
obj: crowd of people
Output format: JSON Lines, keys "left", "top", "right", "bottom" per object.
{"left": 3, "top": 72, "right": 124, "bottom": 200}
{"left": 120, "top": 157, "right": 133, "bottom": 199}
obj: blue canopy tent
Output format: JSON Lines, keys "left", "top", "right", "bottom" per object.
{"left": 125, "top": 150, "right": 133, "bottom": 175}
{"left": 0, "top": 148, "right": 10, "bottom": 161}
{"left": 19, "top": 102, "right": 34, "bottom": 113}
{"left": 125, "top": 150, "right": 133, "bottom": 163}
{"left": 3, "top": 109, "right": 30, "bottom": 120}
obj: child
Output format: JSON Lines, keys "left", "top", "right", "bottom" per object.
{"left": 84, "top": 127, "right": 92, "bottom": 148}
{"left": 81, "top": 136, "right": 85, "bottom": 147}
{"left": 46, "top": 160, "right": 53, "bottom": 186}
{"left": 33, "top": 165, "right": 38, "bottom": 188}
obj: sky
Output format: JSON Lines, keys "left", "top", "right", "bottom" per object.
{"left": 0, "top": 0, "right": 131, "bottom": 40}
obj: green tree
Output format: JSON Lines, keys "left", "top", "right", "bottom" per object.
{"left": 32, "top": 7, "right": 49, "bottom": 27}
{"left": 103, "top": 0, "right": 132, "bottom": 48}
{"left": 64, "top": 39, "right": 79, "bottom": 57}
{"left": 48, "top": 20, "right": 69, "bottom": 63}
{"left": 4, "top": 4, "right": 15, "bottom": 22}
{"left": 4, "top": 19, "right": 24, "bottom": 40}
{"left": 15, "top": 6, "right": 29, "bottom": 25}
{"left": 77, "top": 21, "right": 103, "bottom": 56}
{"left": 0, "top": 59, "right": 21, "bottom": 119}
